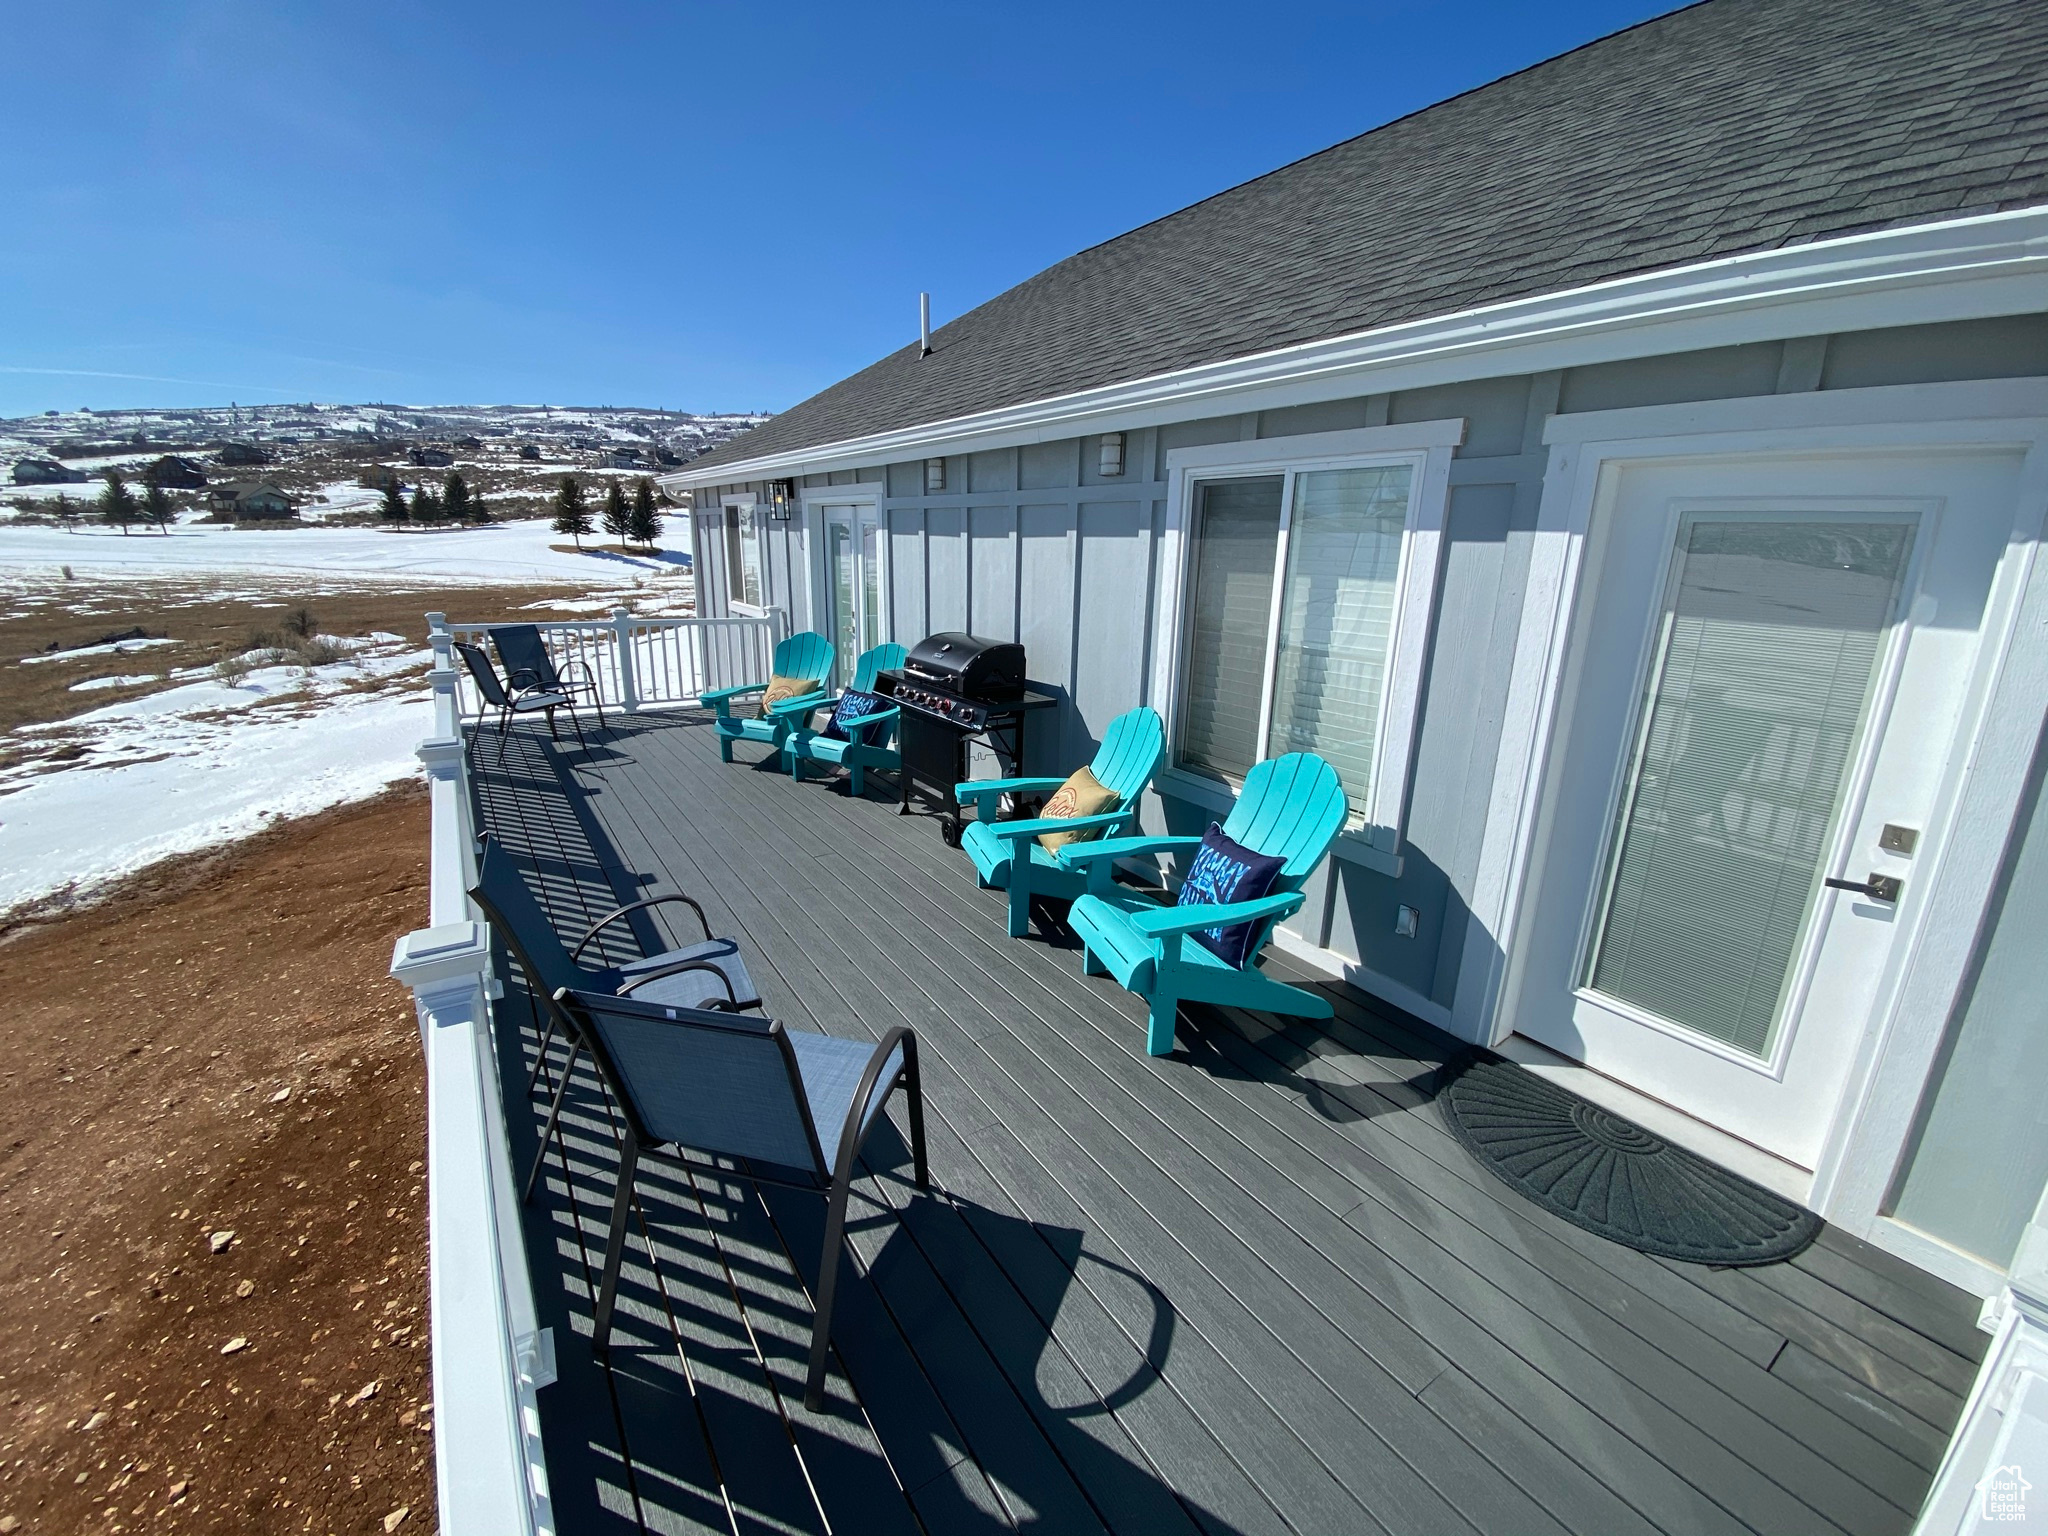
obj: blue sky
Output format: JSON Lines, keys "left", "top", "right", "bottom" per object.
{"left": 0, "top": 0, "right": 1679, "bottom": 418}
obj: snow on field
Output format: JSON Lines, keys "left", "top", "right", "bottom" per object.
{"left": 0, "top": 640, "right": 435, "bottom": 915}
{"left": 0, "top": 515, "right": 689, "bottom": 588}
{"left": 18, "top": 635, "right": 178, "bottom": 663}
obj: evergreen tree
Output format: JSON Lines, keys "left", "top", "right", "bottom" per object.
{"left": 601, "top": 479, "right": 629, "bottom": 545}
{"left": 380, "top": 479, "right": 409, "bottom": 523}
{"left": 468, "top": 487, "right": 490, "bottom": 523}
{"left": 442, "top": 470, "right": 472, "bottom": 523}
{"left": 142, "top": 480, "right": 174, "bottom": 534}
{"left": 553, "top": 476, "right": 592, "bottom": 547}
{"left": 411, "top": 484, "right": 442, "bottom": 521}
{"left": 627, "top": 478, "right": 663, "bottom": 551}
{"left": 98, "top": 469, "right": 138, "bottom": 536}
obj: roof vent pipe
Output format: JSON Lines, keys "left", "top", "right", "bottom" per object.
{"left": 920, "top": 292, "right": 932, "bottom": 357}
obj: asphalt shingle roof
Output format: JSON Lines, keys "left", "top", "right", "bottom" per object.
{"left": 691, "top": 0, "right": 2048, "bottom": 474}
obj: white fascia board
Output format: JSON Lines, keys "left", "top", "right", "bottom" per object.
{"left": 668, "top": 206, "right": 2048, "bottom": 489}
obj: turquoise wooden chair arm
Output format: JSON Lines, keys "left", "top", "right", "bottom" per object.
{"left": 954, "top": 774, "right": 1067, "bottom": 813}
{"left": 836, "top": 705, "right": 899, "bottom": 737}
{"left": 765, "top": 689, "right": 833, "bottom": 719}
{"left": 1127, "top": 889, "right": 1304, "bottom": 939}
{"left": 701, "top": 682, "right": 765, "bottom": 706}
{"left": 985, "top": 809, "right": 1132, "bottom": 843}
{"left": 1055, "top": 833, "right": 1201, "bottom": 869}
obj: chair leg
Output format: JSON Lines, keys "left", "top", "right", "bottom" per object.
{"left": 849, "top": 765, "right": 864, "bottom": 798}
{"left": 590, "top": 1139, "right": 641, "bottom": 1357}
{"left": 524, "top": 1038, "right": 583, "bottom": 1204}
{"left": 804, "top": 1170, "right": 855, "bottom": 1411}
{"left": 718, "top": 731, "right": 734, "bottom": 763}
{"left": 524, "top": 1008, "right": 561, "bottom": 1095}
{"left": 566, "top": 701, "right": 589, "bottom": 753}
{"left": 1146, "top": 991, "right": 1178, "bottom": 1057}
{"left": 1006, "top": 875, "right": 1033, "bottom": 939}
{"left": 545, "top": 705, "right": 561, "bottom": 742}
{"left": 1080, "top": 943, "right": 1106, "bottom": 976}
{"left": 495, "top": 705, "right": 513, "bottom": 765}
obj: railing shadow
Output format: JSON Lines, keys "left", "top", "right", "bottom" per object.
{"left": 473, "top": 716, "right": 1248, "bottom": 1536}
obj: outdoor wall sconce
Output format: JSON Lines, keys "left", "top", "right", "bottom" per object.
{"left": 766, "top": 479, "right": 795, "bottom": 520}
{"left": 1099, "top": 432, "right": 1126, "bottom": 477}
{"left": 925, "top": 457, "right": 947, "bottom": 493}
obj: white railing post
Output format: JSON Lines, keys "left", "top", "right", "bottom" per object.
{"left": 611, "top": 606, "right": 640, "bottom": 714}
{"left": 427, "top": 612, "right": 463, "bottom": 724}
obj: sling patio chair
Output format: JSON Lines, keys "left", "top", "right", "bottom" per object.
{"left": 1059, "top": 751, "right": 1347, "bottom": 1056}
{"left": 491, "top": 622, "right": 607, "bottom": 732}
{"left": 455, "top": 641, "right": 588, "bottom": 764}
{"left": 781, "top": 642, "right": 908, "bottom": 796}
{"left": 467, "top": 837, "right": 764, "bottom": 1201}
{"left": 955, "top": 706, "right": 1165, "bottom": 938}
{"left": 703, "top": 630, "right": 835, "bottom": 764}
{"left": 558, "top": 985, "right": 927, "bottom": 1410}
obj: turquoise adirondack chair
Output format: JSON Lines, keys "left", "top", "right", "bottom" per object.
{"left": 782, "top": 642, "right": 909, "bottom": 796}
{"left": 956, "top": 707, "right": 1166, "bottom": 939}
{"left": 1061, "top": 752, "right": 1347, "bottom": 1056}
{"left": 702, "top": 631, "right": 835, "bottom": 764}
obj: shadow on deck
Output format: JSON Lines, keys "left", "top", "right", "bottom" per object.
{"left": 468, "top": 709, "right": 1984, "bottom": 1536}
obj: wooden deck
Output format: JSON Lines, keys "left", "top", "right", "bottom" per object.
{"left": 469, "top": 709, "right": 1985, "bottom": 1536}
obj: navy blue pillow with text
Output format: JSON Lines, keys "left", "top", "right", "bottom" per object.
{"left": 823, "top": 688, "right": 885, "bottom": 742}
{"left": 1175, "top": 822, "right": 1286, "bottom": 967}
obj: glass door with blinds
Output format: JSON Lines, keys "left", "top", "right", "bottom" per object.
{"left": 1511, "top": 449, "right": 2018, "bottom": 1168}
{"left": 820, "top": 504, "right": 885, "bottom": 689}
{"left": 1174, "top": 458, "right": 1422, "bottom": 831}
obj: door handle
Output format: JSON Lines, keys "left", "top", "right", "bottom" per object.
{"left": 1825, "top": 873, "right": 1902, "bottom": 904}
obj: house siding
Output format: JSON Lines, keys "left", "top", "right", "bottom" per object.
{"left": 691, "top": 315, "right": 2048, "bottom": 1013}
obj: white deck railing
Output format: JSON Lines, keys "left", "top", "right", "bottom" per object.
{"left": 388, "top": 620, "right": 558, "bottom": 1536}
{"left": 443, "top": 608, "right": 787, "bottom": 719}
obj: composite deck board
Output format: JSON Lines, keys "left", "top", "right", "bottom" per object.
{"left": 468, "top": 713, "right": 1984, "bottom": 1536}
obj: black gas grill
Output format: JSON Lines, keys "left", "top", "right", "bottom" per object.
{"left": 881, "top": 633, "right": 1056, "bottom": 844}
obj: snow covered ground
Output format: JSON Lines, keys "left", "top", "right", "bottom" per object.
{"left": 0, "top": 514, "right": 689, "bottom": 587}
{"left": 0, "top": 638, "right": 435, "bottom": 915}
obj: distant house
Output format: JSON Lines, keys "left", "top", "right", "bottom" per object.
{"left": 452, "top": 435, "right": 481, "bottom": 450}
{"left": 213, "top": 441, "right": 270, "bottom": 467}
{"left": 654, "top": 446, "right": 682, "bottom": 466}
{"left": 209, "top": 481, "right": 295, "bottom": 519}
{"left": 410, "top": 446, "right": 454, "bottom": 467}
{"left": 11, "top": 457, "right": 87, "bottom": 485}
{"left": 144, "top": 455, "right": 208, "bottom": 490}
{"left": 602, "top": 448, "right": 645, "bottom": 469}
{"left": 518, "top": 444, "right": 542, "bottom": 461}
{"left": 357, "top": 465, "right": 405, "bottom": 490}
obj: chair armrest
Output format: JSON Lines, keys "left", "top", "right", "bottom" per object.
{"left": 835, "top": 705, "right": 899, "bottom": 740}
{"left": 825, "top": 1026, "right": 919, "bottom": 1181}
{"left": 986, "top": 809, "right": 1134, "bottom": 842}
{"left": 1128, "top": 890, "right": 1304, "bottom": 939}
{"left": 700, "top": 682, "right": 765, "bottom": 706}
{"left": 1057, "top": 833, "right": 1203, "bottom": 895}
{"left": 955, "top": 775, "right": 1065, "bottom": 817}
{"left": 569, "top": 893, "right": 713, "bottom": 960}
{"left": 1055, "top": 834, "right": 1202, "bottom": 869}
{"left": 765, "top": 689, "right": 833, "bottom": 719}
{"left": 555, "top": 657, "right": 602, "bottom": 700}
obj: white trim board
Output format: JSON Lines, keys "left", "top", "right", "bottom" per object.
{"left": 1456, "top": 378, "right": 2048, "bottom": 1267}
{"left": 664, "top": 207, "right": 2048, "bottom": 489}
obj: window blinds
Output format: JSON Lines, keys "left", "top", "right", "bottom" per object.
{"left": 1267, "top": 466, "right": 1413, "bottom": 810}
{"left": 1585, "top": 518, "right": 1914, "bottom": 1057}
{"left": 1178, "top": 477, "right": 1282, "bottom": 781}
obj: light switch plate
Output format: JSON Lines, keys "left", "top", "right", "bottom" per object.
{"left": 1395, "top": 904, "right": 1419, "bottom": 939}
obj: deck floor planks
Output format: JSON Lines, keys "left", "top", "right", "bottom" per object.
{"left": 630, "top": 731, "right": 1581, "bottom": 1536}
{"left": 473, "top": 713, "right": 1986, "bottom": 1536}
{"left": 674, "top": 735, "right": 1903, "bottom": 1532}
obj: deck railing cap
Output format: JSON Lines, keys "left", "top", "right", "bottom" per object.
{"left": 391, "top": 920, "right": 490, "bottom": 994}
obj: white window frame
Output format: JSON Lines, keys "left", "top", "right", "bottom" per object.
{"left": 1151, "top": 419, "right": 1463, "bottom": 875}
{"left": 722, "top": 495, "right": 766, "bottom": 616}
{"left": 798, "top": 484, "right": 891, "bottom": 676}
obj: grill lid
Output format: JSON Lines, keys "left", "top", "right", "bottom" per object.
{"left": 903, "top": 632, "right": 1025, "bottom": 699}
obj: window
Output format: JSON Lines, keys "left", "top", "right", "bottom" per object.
{"left": 724, "top": 503, "right": 764, "bottom": 610}
{"left": 1163, "top": 423, "right": 1459, "bottom": 861}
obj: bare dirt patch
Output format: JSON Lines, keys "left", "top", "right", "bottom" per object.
{"left": 0, "top": 784, "right": 435, "bottom": 1533}
{"left": 0, "top": 579, "right": 606, "bottom": 738}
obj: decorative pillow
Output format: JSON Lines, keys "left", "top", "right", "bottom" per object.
{"left": 1036, "top": 764, "right": 1121, "bottom": 852}
{"left": 823, "top": 687, "right": 885, "bottom": 742}
{"left": 1175, "top": 822, "right": 1287, "bottom": 967}
{"left": 757, "top": 673, "right": 824, "bottom": 717}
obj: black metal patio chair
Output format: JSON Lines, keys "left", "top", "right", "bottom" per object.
{"left": 556, "top": 985, "right": 928, "bottom": 1410}
{"left": 468, "top": 838, "right": 764, "bottom": 1201}
{"left": 491, "top": 623, "right": 607, "bottom": 731}
{"left": 455, "top": 641, "right": 588, "bottom": 763}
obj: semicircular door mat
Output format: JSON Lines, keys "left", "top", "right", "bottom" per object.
{"left": 1439, "top": 1055, "right": 1821, "bottom": 1266}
